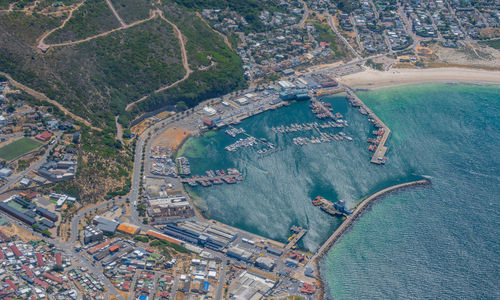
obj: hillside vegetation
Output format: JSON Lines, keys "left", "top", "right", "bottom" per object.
{"left": 46, "top": 0, "right": 121, "bottom": 44}
{"left": 110, "top": 0, "right": 152, "bottom": 24}
{"left": 0, "top": 0, "right": 246, "bottom": 202}
{"left": 130, "top": 1, "right": 246, "bottom": 113}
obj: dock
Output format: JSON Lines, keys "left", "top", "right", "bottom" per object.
{"left": 343, "top": 85, "right": 390, "bottom": 164}
{"left": 313, "top": 197, "right": 348, "bottom": 217}
{"left": 284, "top": 228, "right": 308, "bottom": 252}
{"left": 309, "top": 179, "right": 431, "bottom": 276}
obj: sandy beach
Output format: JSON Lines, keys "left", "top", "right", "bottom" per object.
{"left": 338, "top": 67, "right": 500, "bottom": 89}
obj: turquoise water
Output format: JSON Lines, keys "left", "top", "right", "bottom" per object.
{"left": 180, "top": 84, "right": 500, "bottom": 298}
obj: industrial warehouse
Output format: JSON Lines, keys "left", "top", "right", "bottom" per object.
{"left": 161, "top": 220, "right": 237, "bottom": 252}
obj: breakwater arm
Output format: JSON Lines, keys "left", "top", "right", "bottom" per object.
{"left": 310, "top": 179, "right": 431, "bottom": 299}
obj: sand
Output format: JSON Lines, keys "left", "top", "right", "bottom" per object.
{"left": 338, "top": 67, "right": 500, "bottom": 89}
{"left": 152, "top": 127, "right": 191, "bottom": 151}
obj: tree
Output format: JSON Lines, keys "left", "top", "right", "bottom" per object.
{"left": 175, "top": 101, "right": 188, "bottom": 111}
{"left": 52, "top": 265, "right": 64, "bottom": 272}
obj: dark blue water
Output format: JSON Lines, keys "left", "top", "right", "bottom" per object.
{"left": 180, "top": 84, "right": 500, "bottom": 298}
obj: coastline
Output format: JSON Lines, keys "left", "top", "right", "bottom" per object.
{"left": 338, "top": 67, "right": 500, "bottom": 90}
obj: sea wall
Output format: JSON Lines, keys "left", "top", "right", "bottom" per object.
{"left": 312, "top": 178, "right": 432, "bottom": 299}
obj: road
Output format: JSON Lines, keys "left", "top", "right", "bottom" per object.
{"left": 0, "top": 132, "right": 61, "bottom": 194}
{"left": 326, "top": 13, "right": 361, "bottom": 59}
{"left": 215, "top": 260, "right": 227, "bottom": 300}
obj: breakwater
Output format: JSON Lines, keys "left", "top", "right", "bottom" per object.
{"left": 311, "top": 178, "right": 431, "bottom": 299}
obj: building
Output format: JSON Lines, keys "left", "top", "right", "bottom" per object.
{"left": 162, "top": 220, "right": 237, "bottom": 251}
{"left": 0, "top": 202, "right": 36, "bottom": 225}
{"left": 285, "top": 258, "right": 299, "bottom": 268}
{"left": 35, "top": 131, "right": 53, "bottom": 142}
{"left": 92, "top": 216, "right": 119, "bottom": 234}
{"left": 0, "top": 167, "right": 12, "bottom": 179}
{"left": 148, "top": 196, "right": 195, "bottom": 224}
{"left": 226, "top": 246, "right": 252, "bottom": 262}
{"left": 35, "top": 207, "right": 58, "bottom": 222}
{"left": 117, "top": 223, "right": 140, "bottom": 235}
{"left": 255, "top": 256, "right": 275, "bottom": 271}
{"left": 229, "top": 271, "right": 276, "bottom": 300}
{"left": 83, "top": 225, "right": 104, "bottom": 244}
{"left": 203, "top": 106, "right": 217, "bottom": 116}
{"left": 266, "top": 247, "right": 283, "bottom": 256}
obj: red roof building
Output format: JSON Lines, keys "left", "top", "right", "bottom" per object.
{"left": 301, "top": 283, "right": 316, "bottom": 294}
{"left": 55, "top": 252, "right": 63, "bottom": 266}
{"left": 0, "top": 248, "right": 5, "bottom": 259}
{"left": 36, "top": 252, "right": 44, "bottom": 266}
{"left": 121, "top": 281, "right": 130, "bottom": 291}
{"left": 22, "top": 265, "right": 34, "bottom": 278}
{"left": 43, "top": 273, "right": 63, "bottom": 284}
{"left": 35, "top": 131, "right": 53, "bottom": 142}
{"left": 34, "top": 277, "right": 50, "bottom": 289}
{"left": 9, "top": 244, "right": 22, "bottom": 257}
{"left": 5, "top": 278, "right": 18, "bottom": 291}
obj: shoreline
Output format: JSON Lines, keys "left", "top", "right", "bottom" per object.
{"left": 338, "top": 67, "right": 500, "bottom": 90}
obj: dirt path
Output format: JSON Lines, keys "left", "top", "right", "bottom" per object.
{"left": 38, "top": 8, "right": 158, "bottom": 51}
{"left": 196, "top": 12, "right": 232, "bottom": 49}
{"left": 0, "top": 71, "right": 101, "bottom": 131}
{"left": 125, "top": 11, "right": 194, "bottom": 111}
{"left": 115, "top": 115, "right": 123, "bottom": 144}
{"left": 105, "top": 0, "right": 126, "bottom": 26}
{"left": 158, "top": 11, "right": 192, "bottom": 76}
{"left": 37, "top": 0, "right": 87, "bottom": 52}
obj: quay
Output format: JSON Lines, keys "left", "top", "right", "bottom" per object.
{"left": 343, "top": 85, "right": 391, "bottom": 164}
{"left": 309, "top": 179, "right": 431, "bottom": 298}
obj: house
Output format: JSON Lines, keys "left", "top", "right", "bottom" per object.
{"left": 35, "top": 131, "right": 53, "bottom": 142}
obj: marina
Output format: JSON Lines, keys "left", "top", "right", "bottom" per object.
{"left": 292, "top": 132, "right": 352, "bottom": 146}
{"left": 271, "top": 121, "right": 343, "bottom": 134}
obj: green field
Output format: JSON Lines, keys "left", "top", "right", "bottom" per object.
{"left": 0, "top": 137, "right": 43, "bottom": 161}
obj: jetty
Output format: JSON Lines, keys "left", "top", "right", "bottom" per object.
{"left": 344, "top": 85, "right": 390, "bottom": 164}
{"left": 309, "top": 179, "right": 431, "bottom": 286}
{"left": 284, "top": 228, "right": 308, "bottom": 253}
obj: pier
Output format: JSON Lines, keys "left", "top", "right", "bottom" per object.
{"left": 309, "top": 178, "right": 431, "bottom": 297}
{"left": 180, "top": 174, "right": 241, "bottom": 184}
{"left": 343, "top": 85, "right": 391, "bottom": 164}
{"left": 284, "top": 228, "right": 308, "bottom": 252}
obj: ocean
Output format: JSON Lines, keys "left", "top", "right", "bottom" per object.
{"left": 178, "top": 83, "right": 500, "bottom": 299}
